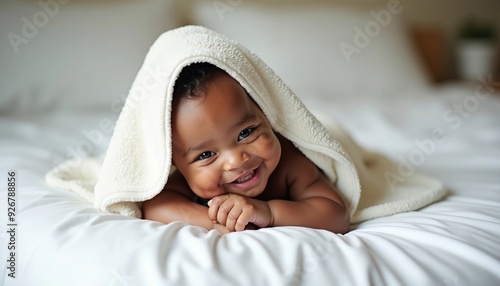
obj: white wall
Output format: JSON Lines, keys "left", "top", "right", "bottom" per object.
{"left": 183, "top": 0, "right": 500, "bottom": 79}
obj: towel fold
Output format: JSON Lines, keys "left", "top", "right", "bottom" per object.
{"left": 46, "top": 26, "right": 446, "bottom": 223}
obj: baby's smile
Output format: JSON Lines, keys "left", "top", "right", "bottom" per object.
{"left": 226, "top": 165, "right": 262, "bottom": 194}
{"left": 234, "top": 169, "right": 256, "bottom": 184}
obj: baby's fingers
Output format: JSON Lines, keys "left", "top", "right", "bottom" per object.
{"left": 207, "top": 201, "right": 220, "bottom": 222}
{"left": 234, "top": 209, "right": 253, "bottom": 231}
{"left": 225, "top": 207, "right": 243, "bottom": 232}
{"left": 207, "top": 194, "right": 230, "bottom": 222}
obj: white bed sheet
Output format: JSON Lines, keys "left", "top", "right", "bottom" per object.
{"left": 1, "top": 83, "right": 500, "bottom": 285}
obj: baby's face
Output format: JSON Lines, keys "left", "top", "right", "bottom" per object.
{"left": 172, "top": 73, "right": 281, "bottom": 199}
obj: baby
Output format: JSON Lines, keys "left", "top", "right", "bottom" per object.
{"left": 142, "top": 63, "right": 349, "bottom": 234}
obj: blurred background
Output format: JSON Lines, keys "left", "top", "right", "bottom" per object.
{"left": 1, "top": 0, "right": 499, "bottom": 114}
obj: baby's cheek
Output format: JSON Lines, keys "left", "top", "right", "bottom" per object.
{"left": 258, "top": 133, "right": 276, "bottom": 147}
{"left": 260, "top": 134, "right": 281, "bottom": 156}
{"left": 191, "top": 170, "right": 224, "bottom": 198}
{"left": 199, "top": 186, "right": 226, "bottom": 200}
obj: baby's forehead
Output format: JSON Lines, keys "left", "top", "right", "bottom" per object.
{"left": 174, "top": 72, "right": 253, "bottom": 104}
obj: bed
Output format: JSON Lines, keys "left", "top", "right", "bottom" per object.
{"left": 2, "top": 1, "right": 500, "bottom": 285}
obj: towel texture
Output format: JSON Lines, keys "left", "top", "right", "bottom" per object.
{"left": 46, "top": 26, "right": 446, "bottom": 223}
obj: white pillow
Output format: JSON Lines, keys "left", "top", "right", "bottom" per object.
{"left": 0, "top": 0, "right": 180, "bottom": 111}
{"left": 191, "top": 2, "right": 430, "bottom": 98}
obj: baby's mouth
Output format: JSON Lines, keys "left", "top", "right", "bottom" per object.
{"left": 233, "top": 169, "right": 256, "bottom": 184}
{"left": 225, "top": 165, "right": 262, "bottom": 194}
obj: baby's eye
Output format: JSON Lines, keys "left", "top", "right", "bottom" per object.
{"left": 196, "top": 151, "right": 216, "bottom": 161}
{"left": 238, "top": 127, "right": 255, "bottom": 141}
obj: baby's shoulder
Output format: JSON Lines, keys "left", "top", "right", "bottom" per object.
{"left": 277, "top": 133, "right": 311, "bottom": 159}
{"left": 263, "top": 133, "right": 319, "bottom": 200}
{"left": 275, "top": 133, "right": 317, "bottom": 175}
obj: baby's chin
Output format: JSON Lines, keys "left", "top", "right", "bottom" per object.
{"left": 224, "top": 183, "right": 267, "bottom": 199}
{"left": 197, "top": 185, "right": 266, "bottom": 200}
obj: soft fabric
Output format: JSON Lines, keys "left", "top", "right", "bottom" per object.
{"left": 45, "top": 25, "right": 445, "bottom": 223}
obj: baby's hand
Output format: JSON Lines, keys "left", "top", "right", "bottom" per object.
{"left": 212, "top": 222, "right": 230, "bottom": 235}
{"left": 208, "top": 194, "right": 272, "bottom": 232}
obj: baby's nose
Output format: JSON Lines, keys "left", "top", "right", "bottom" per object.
{"left": 223, "top": 149, "right": 250, "bottom": 171}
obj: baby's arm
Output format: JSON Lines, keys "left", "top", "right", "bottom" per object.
{"left": 268, "top": 150, "right": 350, "bottom": 233}
{"left": 142, "top": 171, "right": 229, "bottom": 234}
{"left": 269, "top": 173, "right": 349, "bottom": 233}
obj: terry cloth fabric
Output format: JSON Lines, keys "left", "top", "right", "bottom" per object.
{"left": 45, "top": 26, "right": 446, "bottom": 223}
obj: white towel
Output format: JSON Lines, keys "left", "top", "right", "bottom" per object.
{"left": 46, "top": 26, "right": 446, "bottom": 223}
